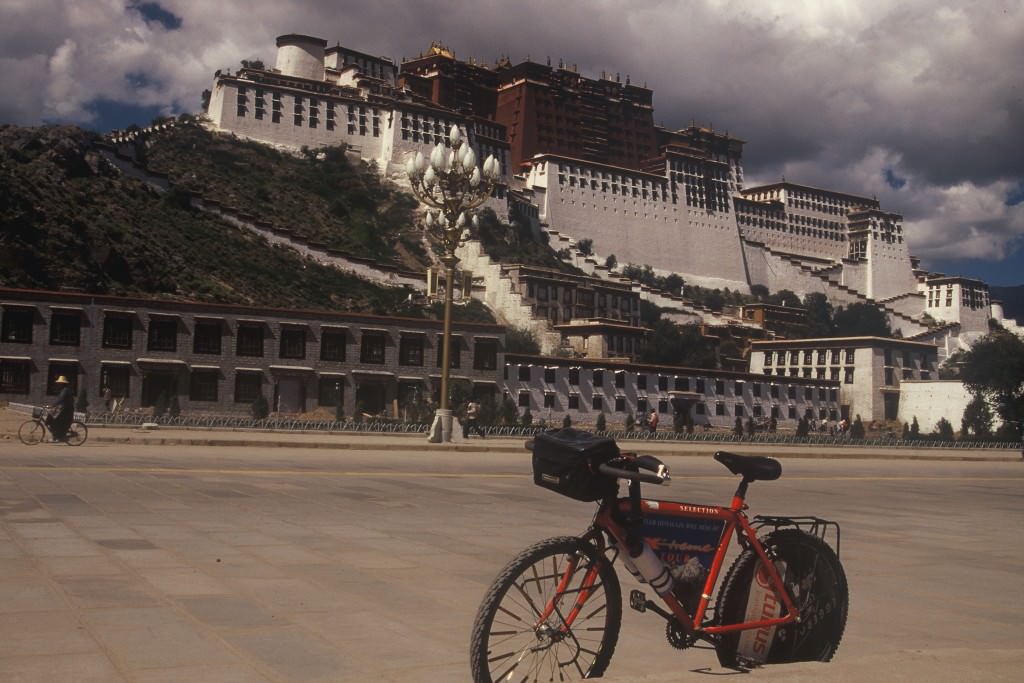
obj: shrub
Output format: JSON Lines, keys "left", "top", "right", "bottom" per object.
{"left": 595, "top": 413, "right": 607, "bottom": 432}
{"left": 154, "top": 391, "right": 169, "bottom": 418}
{"left": 562, "top": 414, "right": 572, "bottom": 428}
{"left": 251, "top": 394, "right": 269, "bottom": 420}
{"left": 624, "top": 413, "right": 635, "bottom": 431}
{"left": 520, "top": 409, "right": 533, "bottom": 427}
{"left": 934, "top": 417, "right": 954, "bottom": 441}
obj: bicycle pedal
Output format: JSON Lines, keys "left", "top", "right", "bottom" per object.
{"left": 629, "top": 590, "right": 648, "bottom": 613}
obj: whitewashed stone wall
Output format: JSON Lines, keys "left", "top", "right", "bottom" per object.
{"left": 897, "top": 380, "right": 978, "bottom": 433}
{"left": 524, "top": 159, "right": 750, "bottom": 292}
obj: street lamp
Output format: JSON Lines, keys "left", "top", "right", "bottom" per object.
{"left": 406, "top": 124, "right": 500, "bottom": 442}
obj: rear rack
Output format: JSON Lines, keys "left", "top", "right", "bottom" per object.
{"left": 751, "top": 515, "right": 841, "bottom": 557}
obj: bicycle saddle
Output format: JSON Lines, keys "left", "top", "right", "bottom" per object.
{"left": 713, "top": 451, "right": 782, "bottom": 481}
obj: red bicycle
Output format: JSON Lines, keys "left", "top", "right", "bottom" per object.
{"left": 470, "top": 429, "right": 848, "bottom": 681}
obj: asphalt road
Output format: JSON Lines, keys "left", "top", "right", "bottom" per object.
{"left": 0, "top": 440, "right": 1022, "bottom": 682}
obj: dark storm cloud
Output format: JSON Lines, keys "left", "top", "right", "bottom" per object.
{"left": 0, "top": 0, "right": 1020, "bottom": 272}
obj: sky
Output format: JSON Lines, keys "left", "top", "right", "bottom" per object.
{"left": 1, "top": 0, "right": 1022, "bottom": 287}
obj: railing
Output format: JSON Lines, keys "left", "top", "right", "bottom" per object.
{"left": 88, "top": 412, "right": 429, "bottom": 434}
{"left": 78, "top": 412, "right": 1021, "bottom": 449}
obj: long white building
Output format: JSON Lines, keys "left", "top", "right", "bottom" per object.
{"left": 203, "top": 34, "right": 1011, "bottom": 348}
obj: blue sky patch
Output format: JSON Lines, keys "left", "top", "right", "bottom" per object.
{"left": 82, "top": 98, "right": 168, "bottom": 132}
{"left": 1006, "top": 181, "right": 1024, "bottom": 207}
{"left": 883, "top": 167, "right": 906, "bottom": 190}
{"left": 130, "top": 2, "right": 183, "bottom": 30}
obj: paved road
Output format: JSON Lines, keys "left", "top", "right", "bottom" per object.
{"left": 0, "top": 437, "right": 1022, "bottom": 682}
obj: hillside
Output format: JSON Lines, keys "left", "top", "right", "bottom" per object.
{"left": 141, "top": 123, "right": 427, "bottom": 270}
{"left": 0, "top": 123, "right": 491, "bottom": 320}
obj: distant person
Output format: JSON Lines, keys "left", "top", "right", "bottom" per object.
{"left": 46, "top": 375, "right": 75, "bottom": 441}
{"left": 646, "top": 409, "right": 659, "bottom": 434}
{"left": 463, "top": 400, "right": 485, "bottom": 439}
{"left": 102, "top": 385, "right": 113, "bottom": 412}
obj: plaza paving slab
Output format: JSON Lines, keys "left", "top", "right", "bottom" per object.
{"left": 0, "top": 418, "right": 1022, "bottom": 681}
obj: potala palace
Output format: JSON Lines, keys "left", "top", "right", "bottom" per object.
{"left": 5, "top": 34, "right": 1018, "bottom": 433}
{"left": 204, "top": 34, "right": 1019, "bottom": 358}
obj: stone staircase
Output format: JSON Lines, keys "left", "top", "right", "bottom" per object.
{"left": 748, "top": 239, "right": 929, "bottom": 336}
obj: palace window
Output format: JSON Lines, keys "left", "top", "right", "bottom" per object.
{"left": 193, "top": 320, "right": 222, "bottom": 355}
{"left": 321, "top": 329, "right": 346, "bottom": 361}
{"left": 0, "top": 359, "right": 30, "bottom": 394}
{"left": 189, "top": 369, "right": 219, "bottom": 402}
{"left": 234, "top": 372, "right": 262, "bottom": 403}
{"left": 236, "top": 324, "right": 264, "bottom": 357}
{"left": 50, "top": 311, "right": 81, "bottom": 346}
{"left": 361, "top": 332, "right": 387, "bottom": 364}
{"left": 147, "top": 318, "right": 177, "bottom": 352}
{"left": 2, "top": 307, "right": 33, "bottom": 344}
{"left": 400, "top": 335, "right": 425, "bottom": 367}
{"left": 102, "top": 315, "right": 133, "bottom": 349}
{"left": 280, "top": 327, "right": 306, "bottom": 360}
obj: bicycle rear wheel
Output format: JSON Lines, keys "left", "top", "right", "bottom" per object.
{"left": 64, "top": 421, "right": 88, "bottom": 446}
{"left": 714, "top": 528, "right": 848, "bottom": 667}
{"left": 18, "top": 419, "right": 46, "bottom": 445}
{"left": 470, "top": 536, "right": 621, "bottom": 682}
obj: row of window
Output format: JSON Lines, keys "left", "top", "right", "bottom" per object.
{"left": 515, "top": 390, "right": 838, "bottom": 421}
{"left": 235, "top": 87, "right": 382, "bottom": 136}
{"left": 0, "top": 359, "right": 345, "bottom": 407}
{"left": 766, "top": 349, "right": 855, "bottom": 366}
{"left": 505, "top": 366, "right": 839, "bottom": 401}
{"left": 0, "top": 309, "right": 499, "bottom": 369}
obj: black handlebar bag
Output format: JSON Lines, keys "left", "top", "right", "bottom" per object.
{"left": 531, "top": 428, "right": 620, "bottom": 501}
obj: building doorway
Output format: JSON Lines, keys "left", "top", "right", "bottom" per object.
{"left": 274, "top": 376, "right": 307, "bottom": 413}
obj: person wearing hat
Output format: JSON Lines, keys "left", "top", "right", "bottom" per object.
{"left": 46, "top": 375, "right": 75, "bottom": 441}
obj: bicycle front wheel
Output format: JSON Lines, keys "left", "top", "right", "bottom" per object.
{"left": 18, "top": 419, "right": 46, "bottom": 445}
{"left": 470, "top": 536, "right": 621, "bottom": 682}
{"left": 64, "top": 421, "right": 88, "bottom": 446}
{"left": 715, "top": 528, "right": 848, "bottom": 668}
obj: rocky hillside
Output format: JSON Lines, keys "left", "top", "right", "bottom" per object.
{"left": 0, "top": 123, "right": 468, "bottom": 318}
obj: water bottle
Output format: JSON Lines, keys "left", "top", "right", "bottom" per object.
{"left": 624, "top": 540, "right": 674, "bottom": 596}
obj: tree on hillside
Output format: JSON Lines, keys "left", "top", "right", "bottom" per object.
{"left": 960, "top": 329, "right": 1024, "bottom": 428}
{"left": 641, "top": 321, "right": 717, "bottom": 368}
{"left": 505, "top": 326, "right": 541, "bottom": 355}
{"left": 934, "top": 417, "right": 954, "bottom": 441}
{"left": 768, "top": 289, "right": 801, "bottom": 308}
{"left": 663, "top": 273, "right": 684, "bottom": 296}
{"left": 833, "top": 302, "right": 892, "bottom": 337}
{"left": 803, "top": 292, "right": 836, "bottom": 337}
{"left": 961, "top": 394, "right": 994, "bottom": 438}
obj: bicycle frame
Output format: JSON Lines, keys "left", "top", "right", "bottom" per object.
{"left": 543, "top": 485, "right": 800, "bottom": 646}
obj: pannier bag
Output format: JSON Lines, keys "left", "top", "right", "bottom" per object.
{"left": 531, "top": 428, "right": 620, "bottom": 501}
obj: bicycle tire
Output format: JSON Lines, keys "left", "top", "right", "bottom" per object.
{"left": 64, "top": 421, "right": 88, "bottom": 446}
{"left": 470, "top": 536, "right": 621, "bottom": 682}
{"left": 714, "top": 529, "right": 848, "bottom": 668}
{"left": 18, "top": 419, "right": 46, "bottom": 446}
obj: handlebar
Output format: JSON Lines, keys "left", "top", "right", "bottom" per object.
{"left": 598, "top": 454, "right": 671, "bottom": 485}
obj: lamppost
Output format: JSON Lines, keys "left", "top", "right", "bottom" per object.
{"left": 406, "top": 124, "right": 500, "bottom": 442}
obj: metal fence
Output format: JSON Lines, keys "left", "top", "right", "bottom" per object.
{"left": 80, "top": 411, "right": 1022, "bottom": 450}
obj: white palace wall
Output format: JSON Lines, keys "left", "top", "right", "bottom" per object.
{"left": 525, "top": 159, "right": 750, "bottom": 292}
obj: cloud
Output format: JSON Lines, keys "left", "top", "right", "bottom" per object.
{"left": 0, "top": 0, "right": 1020, "bottom": 280}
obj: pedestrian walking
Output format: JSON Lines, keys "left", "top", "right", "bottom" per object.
{"left": 646, "top": 408, "right": 659, "bottom": 435}
{"left": 463, "top": 400, "right": 485, "bottom": 438}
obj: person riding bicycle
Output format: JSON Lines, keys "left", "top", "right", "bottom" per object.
{"left": 46, "top": 375, "right": 75, "bottom": 441}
